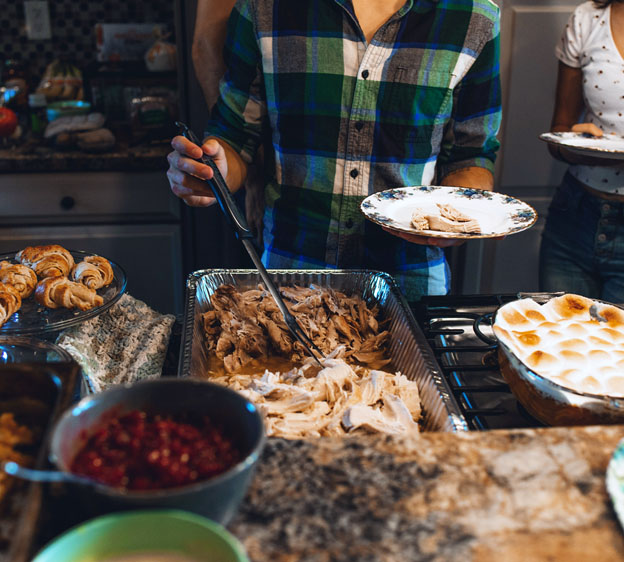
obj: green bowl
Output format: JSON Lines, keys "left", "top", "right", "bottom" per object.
{"left": 32, "top": 509, "right": 249, "bottom": 562}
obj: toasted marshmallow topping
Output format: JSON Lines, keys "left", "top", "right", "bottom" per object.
{"left": 493, "top": 294, "right": 624, "bottom": 397}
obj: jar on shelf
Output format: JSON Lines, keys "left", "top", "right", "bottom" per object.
{"left": 2, "top": 59, "right": 29, "bottom": 110}
{"left": 28, "top": 92, "right": 47, "bottom": 136}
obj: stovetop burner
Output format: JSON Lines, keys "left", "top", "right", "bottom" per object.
{"left": 411, "top": 294, "right": 544, "bottom": 431}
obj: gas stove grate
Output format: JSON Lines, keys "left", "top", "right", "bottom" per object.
{"left": 411, "top": 294, "right": 544, "bottom": 431}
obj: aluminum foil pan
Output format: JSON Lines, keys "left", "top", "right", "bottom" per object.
{"left": 179, "top": 269, "right": 468, "bottom": 432}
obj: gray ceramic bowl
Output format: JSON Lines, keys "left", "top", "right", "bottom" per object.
{"left": 49, "top": 378, "right": 265, "bottom": 524}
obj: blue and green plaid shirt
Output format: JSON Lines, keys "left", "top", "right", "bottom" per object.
{"left": 207, "top": 0, "right": 501, "bottom": 300}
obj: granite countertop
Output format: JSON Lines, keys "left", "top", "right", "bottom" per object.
{"left": 229, "top": 426, "right": 624, "bottom": 562}
{"left": 0, "top": 141, "right": 171, "bottom": 172}
{"left": 27, "top": 328, "right": 624, "bottom": 561}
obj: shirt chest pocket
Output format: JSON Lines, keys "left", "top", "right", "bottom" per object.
{"left": 382, "top": 67, "right": 456, "bottom": 141}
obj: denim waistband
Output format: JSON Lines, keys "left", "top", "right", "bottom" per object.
{"left": 566, "top": 171, "right": 624, "bottom": 203}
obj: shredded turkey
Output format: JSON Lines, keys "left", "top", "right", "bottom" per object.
{"left": 210, "top": 347, "right": 422, "bottom": 439}
{"left": 202, "top": 284, "right": 391, "bottom": 373}
{"left": 410, "top": 203, "right": 481, "bottom": 234}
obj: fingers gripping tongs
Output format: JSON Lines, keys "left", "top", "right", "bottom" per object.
{"left": 176, "top": 122, "right": 325, "bottom": 366}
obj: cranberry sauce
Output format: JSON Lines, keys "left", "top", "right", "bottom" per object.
{"left": 70, "top": 410, "right": 241, "bottom": 490}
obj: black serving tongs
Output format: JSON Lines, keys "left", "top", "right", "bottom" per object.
{"left": 176, "top": 121, "right": 325, "bottom": 366}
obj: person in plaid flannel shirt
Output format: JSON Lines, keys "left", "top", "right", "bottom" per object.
{"left": 168, "top": 0, "right": 502, "bottom": 300}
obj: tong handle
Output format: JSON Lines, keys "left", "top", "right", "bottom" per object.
{"left": 176, "top": 121, "right": 253, "bottom": 240}
{"left": 175, "top": 122, "right": 323, "bottom": 366}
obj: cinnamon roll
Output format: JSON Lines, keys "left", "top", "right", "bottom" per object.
{"left": 0, "top": 261, "right": 38, "bottom": 298}
{"left": 15, "top": 245, "right": 75, "bottom": 278}
{"left": 0, "top": 282, "right": 22, "bottom": 328}
{"left": 71, "top": 255, "right": 114, "bottom": 290}
{"left": 35, "top": 276, "right": 103, "bottom": 311}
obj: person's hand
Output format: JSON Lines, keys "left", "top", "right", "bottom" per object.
{"left": 382, "top": 226, "right": 466, "bottom": 247}
{"left": 383, "top": 227, "right": 507, "bottom": 247}
{"left": 555, "top": 123, "right": 622, "bottom": 166}
{"left": 167, "top": 136, "right": 229, "bottom": 207}
{"left": 571, "top": 122, "right": 603, "bottom": 137}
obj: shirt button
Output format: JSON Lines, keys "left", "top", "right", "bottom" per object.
{"left": 598, "top": 233, "right": 607, "bottom": 242}
{"left": 361, "top": 69, "right": 369, "bottom": 79}
{"left": 346, "top": 218, "right": 354, "bottom": 228}
{"left": 603, "top": 203, "right": 611, "bottom": 212}
{"left": 601, "top": 218, "right": 609, "bottom": 226}
{"left": 355, "top": 121, "right": 364, "bottom": 131}
{"left": 350, "top": 168, "right": 359, "bottom": 178}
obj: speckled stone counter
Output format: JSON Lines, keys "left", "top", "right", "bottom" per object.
{"left": 229, "top": 426, "right": 624, "bottom": 562}
{"left": 0, "top": 142, "right": 170, "bottom": 172}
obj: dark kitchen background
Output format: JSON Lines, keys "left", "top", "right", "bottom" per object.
{"left": 0, "top": 0, "right": 572, "bottom": 317}
{"left": 0, "top": 0, "right": 175, "bottom": 80}
{"left": 0, "top": 0, "right": 247, "bottom": 317}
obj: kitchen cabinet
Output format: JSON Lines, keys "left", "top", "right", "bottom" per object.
{"left": 0, "top": 170, "right": 184, "bottom": 316}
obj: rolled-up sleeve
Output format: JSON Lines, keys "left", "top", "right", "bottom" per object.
{"left": 205, "top": 0, "right": 266, "bottom": 164}
{"left": 437, "top": 12, "right": 502, "bottom": 180}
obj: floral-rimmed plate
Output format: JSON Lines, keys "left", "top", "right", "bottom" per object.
{"left": 607, "top": 437, "right": 624, "bottom": 530}
{"left": 0, "top": 249, "right": 127, "bottom": 335}
{"left": 539, "top": 131, "right": 624, "bottom": 160}
{"left": 360, "top": 185, "right": 537, "bottom": 239}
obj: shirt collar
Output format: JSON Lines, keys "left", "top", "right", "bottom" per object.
{"left": 333, "top": 0, "right": 439, "bottom": 17}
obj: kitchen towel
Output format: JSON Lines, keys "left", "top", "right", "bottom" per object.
{"left": 56, "top": 293, "right": 176, "bottom": 393}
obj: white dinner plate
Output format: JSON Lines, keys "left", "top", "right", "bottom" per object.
{"left": 539, "top": 131, "right": 624, "bottom": 160}
{"left": 607, "top": 437, "right": 624, "bottom": 531}
{"left": 360, "top": 185, "right": 537, "bottom": 239}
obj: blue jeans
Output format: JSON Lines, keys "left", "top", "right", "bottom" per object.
{"left": 539, "top": 172, "right": 624, "bottom": 303}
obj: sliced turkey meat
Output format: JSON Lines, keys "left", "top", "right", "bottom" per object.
{"left": 210, "top": 354, "right": 421, "bottom": 439}
{"left": 202, "top": 284, "right": 391, "bottom": 373}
